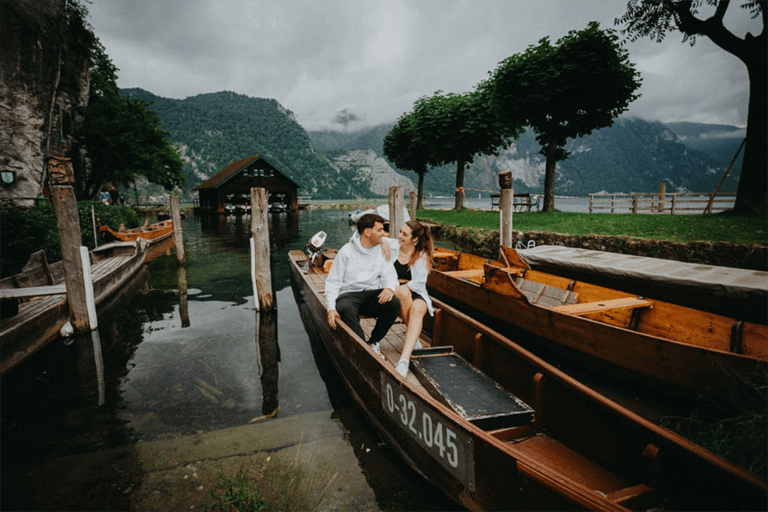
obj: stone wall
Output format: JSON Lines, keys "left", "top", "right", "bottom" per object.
{"left": 0, "top": 0, "right": 90, "bottom": 206}
{"left": 431, "top": 224, "right": 768, "bottom": 271}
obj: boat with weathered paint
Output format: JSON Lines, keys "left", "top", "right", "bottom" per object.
{"left": 289, "top": 247, "right": 766, "bottom": 511}
{"left": 0, "top": 240, "right": 147, "bottom": 374}
{"left": 427, "top": 246, "right": 768, "bottom": 403}
{"left": 99, "top": 219, "right": 173, "bottom": 244}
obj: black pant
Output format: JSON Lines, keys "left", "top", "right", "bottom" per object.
{"left": 335, "top": 289, "right": 401, "bottom": 345}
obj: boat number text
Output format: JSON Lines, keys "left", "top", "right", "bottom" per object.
{"left": 380, "top": 372, "right": 475, "bottom": 490}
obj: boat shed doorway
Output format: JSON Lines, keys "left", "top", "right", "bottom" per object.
{"left": 193, "top": 155, "right": 300, "bottom": 214}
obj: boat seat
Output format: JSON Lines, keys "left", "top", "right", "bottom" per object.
{"left": 0, "top": 284, "right": 67, "bottom": 300}
{"left": 410, "top": 347, "right": 534, "bottom": 430}
{"left": 443, "top": 269, "right": 484, "bottom": 280}
{"left": 514, "top": 278, "right": 578, "bottom": 308}
{"left": 550, "top": 297, "right": 652, "bottom": 316}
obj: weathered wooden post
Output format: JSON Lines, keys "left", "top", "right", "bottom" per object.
{"left": 389, "top": 186, "right": 405, "bottom": 237}
{"left": 499, "top": 171, "right": 514, "bottom": 248}
{"left": 170, "top": 194, "right": 185, "bottom": 265}
{"left": 658, "top": 183, "right": 666, "bottom": 213}
{"left": 48, "top": 156, "right": 92, "bottom": 332}
{"left": 409, "top": 191, "right": 416, "bottom": 220}
{"left": 250, "top": 188, "right": 274, "bottom": 311}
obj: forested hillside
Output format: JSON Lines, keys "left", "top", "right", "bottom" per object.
{"left": 121, "top": 89, "right": 374, "bottom": 199}
{"left": 124, "top": 88, "right": 740, "bottom": 199}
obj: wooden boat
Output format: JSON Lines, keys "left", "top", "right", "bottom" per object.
{"left": 512, "top": 245, "right": 768, "bottom": 324}
{"left": 99, "top": 219, "right": 173, "bottom": 244}
{"left": 0, "top": 240, "right": 147, "bottom": 374}
{"left": 427, "top": 246, "right": 768, "bottom": 403}
{"left": 289, "top": 248, "right": 766, "bottom": 511}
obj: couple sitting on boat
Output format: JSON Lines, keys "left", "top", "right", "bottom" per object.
{"left": 325, "top": 213, "right": 433, "bottom": 377}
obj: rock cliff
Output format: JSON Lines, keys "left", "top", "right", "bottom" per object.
{"left": 330, "top": 149, "right": 415, "bottom": 197}
{"left": 0, "top": 0, "right": 90, "bottom": 206}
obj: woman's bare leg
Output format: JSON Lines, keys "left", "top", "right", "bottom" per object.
{"left": 395, "top": 298, "right": 427, "bottom": 377}
{"left": 394, "top": 284, "right": 413, "bottom": 322}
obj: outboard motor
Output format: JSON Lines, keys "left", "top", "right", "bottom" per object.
{"left": 306, "top": 231, "right": 327, "bottom": 265}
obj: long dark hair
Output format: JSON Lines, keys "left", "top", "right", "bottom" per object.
{"left": 405, "top": 220, "right": 433, "bottom": 270}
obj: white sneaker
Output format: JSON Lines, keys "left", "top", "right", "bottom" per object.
{"left": 415, "top": 340, "right": 423, "bottom": 350}
{"left": 395, "top": 359, "right": 409, "bottom": 377}
{"left": 371, "top": 342, "right": 381, "bottom": 354}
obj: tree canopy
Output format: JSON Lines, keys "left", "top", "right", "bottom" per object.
{"left": 76, "top": 38, "right": 184, "bottom": 199}
{"left": 489, "top": 21, "right": 641, "bottom": 212}
{"left": 383, "top": 112, "right": 429, "bottom": 209}
{"left": 616, "top": 0, "right": 766, "bottom": 214}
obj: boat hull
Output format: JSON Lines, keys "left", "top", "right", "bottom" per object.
{"left": 0, "top": 241, "right": 147, "bottom": 374}
{"left": 289, "top": 249, "right": 766, "bottom": 511}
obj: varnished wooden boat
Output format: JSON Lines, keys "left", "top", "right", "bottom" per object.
{"left": 427, "top": 246, "right": 768, "bottom": 403}
{"left": 99, "top": 219, "right": 173, "bottom": 244}
{"left": 0, "top": 241, "right": 147, "bottom": 374}
{"left": 289, "top": 248, "right": 766, "bottom": 511}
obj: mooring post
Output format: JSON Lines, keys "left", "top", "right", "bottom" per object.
{"left": 499, "top": 171, "right": 514, "bottom": 248}
{"left": 170, "top": 194, "right": 185, "bottom": 265}
{"left": 389, "top": 186, "right": 404, "bottom": 237}
{"left": 250, "top": 188, "right": 274, "bottom": 310}
{"left": 48, "top": 156, "right": 91, "bottom": 333}
{"left": 409, "top": 191, "right": 416, "bottom": 220}
{"left": 658, "top": 182, "right": 666, "bottom": 213}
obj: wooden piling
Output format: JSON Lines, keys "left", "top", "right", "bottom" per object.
{"left": 389, "top": 186, "right": 405, "bottom": 237}
{"left": 48, "top": 156, "right": 91, "bottom": 333}
{"left": 170, "top": 194, "right": 185, "bottom": 265}
{"left": 658, "top": 183, "right": 666, "bottom": 213}
{"left": 498, "top": 171, "right": 514, "bottom": 248}
{"left": 250, "top": 188, "right": 274, "bottom": 310}
{"left": 409, "top": 191, "right": 416, "bottom": 220}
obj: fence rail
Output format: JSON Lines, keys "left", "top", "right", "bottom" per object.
{"left": 588, "top": 193, "right": 736, "bottom": 214}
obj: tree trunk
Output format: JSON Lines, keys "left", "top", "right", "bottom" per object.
{"left": 454, "top": 160, "right": 465, "bottom": 210}
{"left": 417, "top": 171, "right": 425, "bottom": 210}
{"left": 542, "top": 144, "right": 557, "bottom": 212}
{"left": 734, "top": 51, "right": 767, "bottom": 214}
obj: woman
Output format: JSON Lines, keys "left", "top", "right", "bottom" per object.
{"left": 385, "top": 220, "right": 434, "bottom": 377}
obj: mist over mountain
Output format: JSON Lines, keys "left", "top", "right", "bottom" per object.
{"left": 123, "top": 88, "right": 741, "bottom": 199}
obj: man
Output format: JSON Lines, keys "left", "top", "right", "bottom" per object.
{"left": 325, "top": 213, "right": 400, "bottom": 353}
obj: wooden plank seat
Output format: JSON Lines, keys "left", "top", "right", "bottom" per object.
{"left": 0, "top": 284, "right": 67, "bottom": 300}
{"left": 550, "top": 297, "right": 652, "bottom": 316}
{"left": 443, "top": 269, "right": 485, "bottom": 279}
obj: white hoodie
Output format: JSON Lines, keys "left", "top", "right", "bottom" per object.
{"left": 325, "top": 231, "right": 399, "bottom": 311}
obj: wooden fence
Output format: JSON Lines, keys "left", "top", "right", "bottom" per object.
{"left": 588, "top": 193, "right": 736, "bottom": 214}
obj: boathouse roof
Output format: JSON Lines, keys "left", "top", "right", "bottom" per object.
{"left": 193, "top": 155, "right": 300, "bottom": 191}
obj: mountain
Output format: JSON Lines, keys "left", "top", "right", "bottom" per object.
{"left": 309, "top": 119, "right": 740, "bottom": 196}
{"left": 121, "top": 89, "right": 380, "bottom": 199}
{"left": 123, "top": 88, "right": 739, "bottom": 199}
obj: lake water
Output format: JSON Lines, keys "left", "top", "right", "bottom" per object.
{"left": 0, "top": 210, "right": 457, "bottom": 511}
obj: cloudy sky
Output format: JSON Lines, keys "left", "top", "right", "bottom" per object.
{"left": 86, "top": 0, "right": 759, "bottom": 132}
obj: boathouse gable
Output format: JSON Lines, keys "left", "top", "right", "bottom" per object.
{"left": 194, "top": 155, "right": 299, "bottom": 213}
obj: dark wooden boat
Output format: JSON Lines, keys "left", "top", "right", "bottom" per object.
{"left": 513, "top": 245, "right": 768, "bottom": 324}
{"left": 0, "top": 241, "right": 147, "bottom": 374}
{"left": 99, "top": 219, "right": 173, "bottom": 244}
{"left": 289, "top": 248, "right": 766, "bottom": 511}
{"left": 427, "top": 246, "right": 768, "bottom": 403}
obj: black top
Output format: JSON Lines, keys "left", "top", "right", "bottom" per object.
{"left": 394, "top": 259, "right": 411, "bottom": 281}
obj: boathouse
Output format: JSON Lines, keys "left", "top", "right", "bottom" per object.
{"left": 193, "top": 155, "right": 300, "bottom": 213}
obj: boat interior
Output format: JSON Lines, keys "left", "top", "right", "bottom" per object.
{"left": 432, "top": 247, "right": 768, "bottom": 360}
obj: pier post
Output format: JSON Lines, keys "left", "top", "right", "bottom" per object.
{"left": 48, "top": 156, "right": 91, "bottom": 333}
{"left": 498, "top": 171, "right": 514, "bottom": 248}
{"left": 389, "top": 186, "right": 404, "bottom": 237}
{"left": 170, "top": 194, "right": 185, "bottom": 265}
{"left": 409, "top": 191, "right": 416, "bottom": 220}
{"left": 250, "top": 188, "right": 274, "bottom": 310}
{"left": 658, "top": 183, "right": 666, "bottom": 213}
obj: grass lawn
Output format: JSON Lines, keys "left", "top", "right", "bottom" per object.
{"left": 416, "top": 209, "right": 767, "bottom": 245}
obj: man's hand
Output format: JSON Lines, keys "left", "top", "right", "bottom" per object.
{"left": 327, "top": 309, "right": 340, "bottom": 329}
{"left": 378, "top": 288, "right": 394, "bottom": 303}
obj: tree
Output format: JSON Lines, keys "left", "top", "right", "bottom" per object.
{"left": 408, "top": 90, "right": 520, "bottom": 210}
{"left": 383, "top": 113, "right": 430, "bottom": 209}
{"left": 76, "top": 38, "right": 184, "bottom": 199}
{"left": 616, "top": 0, "right": 766, "bottom": 214}
{"left": 489, "top": 22, "right": 642, "bottom": 212}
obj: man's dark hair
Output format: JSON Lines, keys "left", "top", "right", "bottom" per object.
{"left": 357, "top": 213, "right": 386, "bottom": 234}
